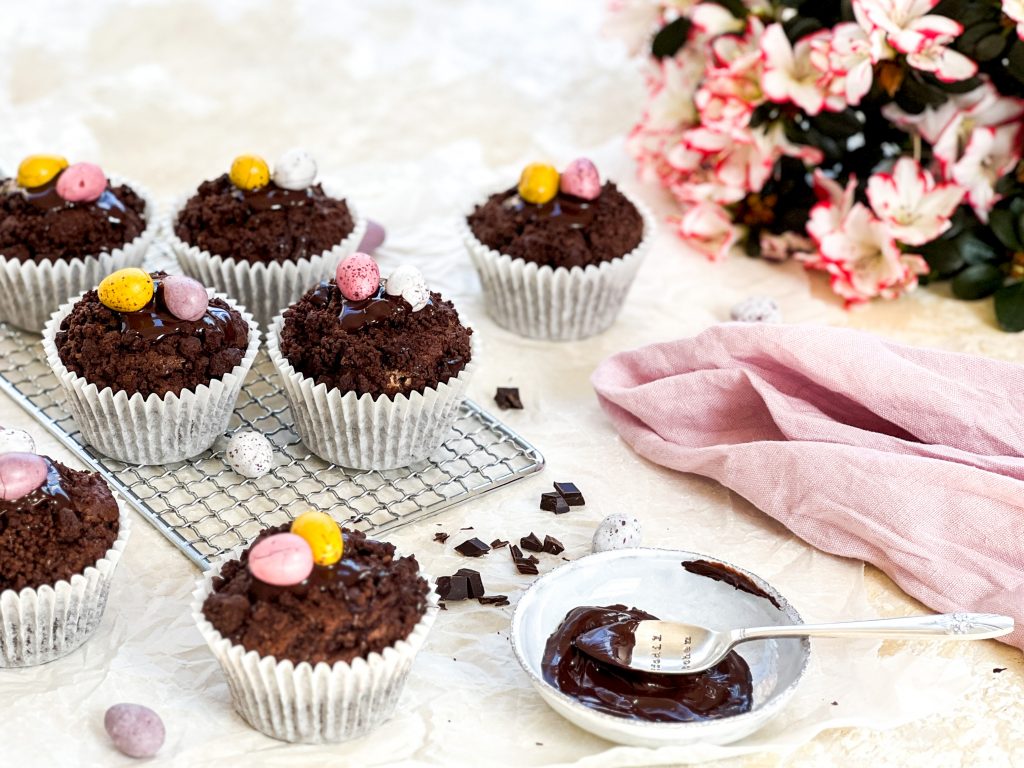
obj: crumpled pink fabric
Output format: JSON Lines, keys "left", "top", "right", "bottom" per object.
{"left": 591, "top": 323, "right": 1024, "bottom": 649}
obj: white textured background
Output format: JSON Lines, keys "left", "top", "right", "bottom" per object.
{"left": 0, "top": 1, "right": 1022, "bottom": 766}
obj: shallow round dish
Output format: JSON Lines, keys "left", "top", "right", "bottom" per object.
{"left": 510, "top": 548, "right": 810, "bottom": 748}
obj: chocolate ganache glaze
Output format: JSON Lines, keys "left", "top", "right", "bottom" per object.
{"left": 308, "top": 280, "right": 433, "bottom": 332}
{"left": 681, "top": 560, "right": 781, "bottom": 610}
{"left": 542, "top": 605, "right": 753, "bottom": 722}
{"left": 121, "top": 274, "right": 241, "bottom": 345}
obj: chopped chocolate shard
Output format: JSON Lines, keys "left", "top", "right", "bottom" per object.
{"left": 553, "top": 482, "right": 585, "bottom": 506}
{"left": 524, "top": 554, "right": 540, "bottom": 565}
{"left": 454, "top": 568, "right": 486, "bottom": 599}
{"left": 440, "top": 603, "right": 448, "bottom": 611}
{"left": 542, "top": 535, "right": 564, "bottom": 555}
{"left": 435, "top": 574, "right": 471, "bottom": 601}
{"left": 539, "top": 492, "right": 561, "bottom": 511}
{"left": 490, "top": 539, "right": 509, "bottom": 549}
{"left": 514, "top": 559, "right": 539, "bottom": 575}
{"left": 454, "top": 537, "right": 490, "bottom": 557}
{"left": 460, "top": 526, "right": 474, "bottom": 531}
{"left": 994, "top": 668, "right": 1007, "bottom": 673}
{"left": 495, "top": 387, "right": 523, "bottom": 410}
{"left": 433, "top": 532, "right": 450, "bottom": 544}
{"left": 520, "top": 533, "right": 544, "bottom": 552}
{"left": 510, "top": 544, "right": 523, "bottom": 561}
{"left": 479, "top": 595, "right": 510, "bottom": 606}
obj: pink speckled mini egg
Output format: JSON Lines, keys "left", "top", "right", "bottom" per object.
{"left": 161, "top": 275, "right": 209, "bottom": 322}
{"left": 55, "top": 162, "right": 107, "bottom": 203}
{"left": 335, "top": 252, "right": 381, "bottom": 302}
{"left": 0, "top": 452, "right": 48, "bottom": 501}
{"left": 559, "top": 158, "right": 601, "bottom": 201}
{"left": 248, "top": 533, "right": 314, "bottom": 586}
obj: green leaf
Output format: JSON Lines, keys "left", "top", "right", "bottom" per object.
{"left": 952, "top": 264, "right": 1004, "bottom": 300}
{"left": 919, "top": 238, "right": 964, "bottom": 277}
{"left": 995, "top": 282, "right": 1024, "bottom": 332}
{"left": 652, "top": 17, "right": 692, "bottom": 59}
{"left": 958, "top": 232, "right": 1003, "bottom": 265}
{"left": 990, "top": 208, "right": 1024, "bottom": 250}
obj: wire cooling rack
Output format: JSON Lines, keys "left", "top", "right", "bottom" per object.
{"left": 0, "top": 322, "right": 544, "bottom": 570}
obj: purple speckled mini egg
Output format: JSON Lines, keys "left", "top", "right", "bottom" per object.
{"left": 0, "top": 452, "right": 48, "bottom": 501}
{"left": 336, "top": 252, "right": 381, "bottom": 302}
{"left": 161, "top": 275, "right": 209, "bottom": 322}
{"left": 104, "top": 703, "right": 165, "bottom": 759}
{"left": 559, "top": 158, "right": 601, "bottom": 201}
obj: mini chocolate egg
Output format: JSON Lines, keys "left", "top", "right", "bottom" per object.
{"left": 357, "top": 219, "right": 386, "bottom": 255}
{"left": 98, "top": 268, "right": 154, "bottom": 313}
{"left": 56, "top": 162, "right": 107, "bottom": 203}
{"left": 161, "top": 275, "right": 209, "bottom": 322}
{"left": 225, "top": 430, "right": 274, "bottom": 479}
{"left": 730, "top": 296, "right": 782, "bottom": 323}
{"left": 248, "top": 532, "right": 314, "bottom": 586}
{"left": 104, "top": 704, "right": 165, "bottom": 759}
{"left": 273, "top": 148, "right": 317, "bottom": 191}
{"left": 290, "top": 510, "right": 344, "bottom": 566}
{"left": 16, "top": 154, "right": 68, "bottom": 189}
{"left": 0, "top": 452, "right": 48, "bottom": 501}
{"left": 0, "top": 427, "right": 35, "bottom": 455}
{"left": 560, "top": 158, "right": 601, "bottom": 201}
{"left": 336, "top": 252, "right": 381, "bottom": 302}
{"left": 229, "top": 154, "right": 271, "bottom": 191}
{"left": 385, "top": 265, "right": 430, "bottom": 312}
{"left": 518, "top": 163, "right": 559, "bottom": 205}
{"left": 592, "top": 513, "right": 643, "bottom": 553}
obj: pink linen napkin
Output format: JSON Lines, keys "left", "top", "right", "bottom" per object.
{"left": 592, "top": 323, "right": 1024, "bottom": 649}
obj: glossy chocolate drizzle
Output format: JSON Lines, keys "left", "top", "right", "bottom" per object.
{"left": 541, "top": 605, "right": 753, "bottom": 723}
{"left": 233, "top": 182, "right": 314, "bottom": 212}
{"left": 21, "top": 172, "right": 127, "bottom": 220}
{"left": 310, "top": 281, "right": 434, "bottom": 332}
{"left": 118, "top": 275, "right": 240, "bottom": 344}
{"left": 681, "top": 560, "right": 781, "bottom": 610}
{"left": 503, "top": 191, "right": 596, "bottom": 229}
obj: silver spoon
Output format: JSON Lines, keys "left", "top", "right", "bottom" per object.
{"left": 574, "top": 613, "right": 1014, "bottom": 675}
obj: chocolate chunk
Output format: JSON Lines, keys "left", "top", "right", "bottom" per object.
{"left": 539, "top": 492, "right": 561, "bottom": 512}
{"left": 440, "top": 603, "right": 448, "bottom": 611}
{"left": 542, "top": 535, "right": 564, "bottom": 555}
{"left": 494, "top": 387, "right": 523, "bottom": 410}
{"left": 460, "top": 526, "right": 474, "bottom": 531}
{"left": 553, "top": 482, "right": 585, "bottom": 506}
{"left": 509, "top": 544, "right": 523, "bottom": 561}
{"left": 436, "top": 574, "right": 471, "bottom": 601}
{"left": 994, "top": 668, "right": 1007, "bottom": 673}
{"left": 479, "top": 595, "right": 510, "bottom": 606}
{"left": 514, "top": 559, "right": 539, "bottom": 576}
{"left": 455, "top": 537, "right": 490, "bottom": 557}
{"left": 454, "top": 568, "right": 486, "bottom": 599}
{"left": 433, "top": 532, "right": 449, "bottom": 544}
{"left": 490, "top": 539, "right": 509, "bottom": 549}
{"left": 520, "top": 533, "right": 544, "bottom": 552}
{"left": 524, "top": 554, "right": 540, "bottom": 565}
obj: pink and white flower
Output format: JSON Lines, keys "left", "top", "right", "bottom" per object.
{"left": 865, "top": 157, "right": 964, "bottom": 245}
{"left": 853, "top": 0, "right": 977, "bottom": 81}
{"left": 809, "top": 22, "right": 882, "bottom": 106}
{"left": 1004, "top": 0, "right": 1024, "bottom": 41}
{"left": 695, "top": 18, "right": 765, "bottom": 131}
{"left": 673, "top": 201, "right": 739, "bottom": 261}
{"left": 761, "top": 24, "right": 837, "bottom": 115}
{"left": 805, "top": 171, "right": 857, "bottom": 248}
{"left": 950, "top": 124, "right": 1024, "bottom": 220}
{"left": 664, "top": 125, "right": 776, "bottom": 205}
{"left": 760, "top": 231, "right": 816, "bottom": 262}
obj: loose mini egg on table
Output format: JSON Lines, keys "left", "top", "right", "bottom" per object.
{"left": 224, "top": 430, "right": 274, "bottom": 479}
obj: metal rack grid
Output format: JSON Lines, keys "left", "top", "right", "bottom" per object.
{"left": 0, "top": 322, "right": 544, "bottom": 569}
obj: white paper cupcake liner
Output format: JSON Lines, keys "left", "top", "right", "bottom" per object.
{"left": 165, "top": 187, "right": 367, "bottom": 329}
{"left": 0, "top": 506, "right": 131, "bottom": 667}
{"left": 266, "top": 314, "right": 478, "bottom": 470}
{"left": 460, "top": 190, "right": 656, "bottom": 340}
{"left": 191, "top": 548, "right": 440, "bottom": 744}
{"left": 0, "top": 176, "right": 159, "bottom": 333}
{"left": 41, "top": 291, "right": 262, "bottom": 465}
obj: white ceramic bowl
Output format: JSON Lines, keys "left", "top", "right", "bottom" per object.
{"left": 510, "top": 548, "right": 810, "bottom": 748}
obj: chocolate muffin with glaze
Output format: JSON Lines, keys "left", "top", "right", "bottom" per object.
{"left": 279, "top": 279, "right": 473, "bottom": 399}
{"left": 174, "top": 174, "right": 355, "bottom": 264}
{"left": 0, "top": 175, "right": 147, "bottom": 264}
{"left": 54, "top": 271, "right": 250, "bottom": 398}
{"left": 467, "top": 181, "right": 643, "bottom": 270}
{"left": 0, "top": 457, "right": 120, "bottom": 593}
{"left": 202, "top": 525, "right": 429, "bottom": 666}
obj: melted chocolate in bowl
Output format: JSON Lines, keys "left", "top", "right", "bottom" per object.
{"left": 542, "top": 605, "right": 753, "bottom": 722}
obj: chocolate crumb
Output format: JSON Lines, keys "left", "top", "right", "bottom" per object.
{"left": 542, "top": 535, "right": 564, "bottom": 555}
{"left": 994, "top": 668, "right": 1007, "bottom": 673}
{"left": 479, "top": 595, "right": 510, "bottom": 606}
{"left": 553, "top": 482, "right": 585, "bottom": 506}
{"left": 433, "top": 531, "right": 450, "bottom": 544}
{"left": 831, "top": 701, "right": 838, "bottom": 706}
{"left": 495, "top": 387, "right": 523, "bottom": 410}
{"left": 520, "top": 533, "right": 544, "bottom": 552}
{"left": 490, "top": 539, "right": 509, "bottom": 549}
{"left": 455, "top": 537, "right": 490, "bottom": 557}
{"left": 440, "top": 603, "right": 448, "bottom": 611}
{"left": 460, "top": 526, "right": 474, "bottom": 531}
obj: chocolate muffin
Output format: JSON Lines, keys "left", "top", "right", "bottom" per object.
{"left": 0, "top": 458, "right": 120, "bottom": 593}
{"left": 174, "top": 174, "right": 355, "bottom": 264}
{"left": 0, "top": 176, "right": 147, "bottom": 263}
{"left": 202, "top": 526, "right": 429, "bottom": 666}
{"left": 279, "top": 279, "right": 473, "bottom": 398}
{"left": 467, "top": 181, "right": 644, "bottom": 270}
{"left": 54, "top": 272, "right": 250, "bottom": 398}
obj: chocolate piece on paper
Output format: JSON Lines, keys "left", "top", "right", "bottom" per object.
{"left": 479, "top": 595, "right": 510, "bottom": 606}
{"left": 520, "top": 533, "right": 544, "bottom": 552}
{"left": 454, "top": 537, "right": 490, "bottom": 557}
{"left": 433, "top": 532, "right": 450, "bottom": 544}
{"left": 542, "top": 535, "right": 564, "bottom": 555}
{"left": 490, "top": 539, "right": 509, "bottom": 549}
{"left": 514, "top": 559, "right": 539, "bottom": 575}
{"left": 495, "top": 387, "right": 523, "bottom": 410}
{"left": 539, "top": 492, "right": 561, "bottom": 511}
{"left": 553, "top": 482, "right": 585, "bottom": 506}
{"left": 454, "top": 568, "right": 486, "bottom": 599}
{"left": 435, "top": 574, "right": 471, "bottom": 601}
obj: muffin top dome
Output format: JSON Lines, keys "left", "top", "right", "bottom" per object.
{"left": 0, "top": 154, "right": 147, "bottom": 263}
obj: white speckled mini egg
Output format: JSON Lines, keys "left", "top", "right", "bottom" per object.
{"left": 592, "top": 513, "right": 643, "bottom": 553}
{"left": 272, "top": 148, "right": 317, "bottom": 191}
{"left": 224, "top": 430, "right": 274, "bottom": 479}
{"left": 730, "top": 296, "right": 782, "bottom": 323}
{"left": 0, "top": 427, "right": 35, "bottom": 455}
{"left": 385, "top": 265, "right": 430, "bottom": 311}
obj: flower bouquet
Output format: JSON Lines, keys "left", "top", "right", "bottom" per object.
{"left": 610, "top": 0, "right": 1024, "bottom": 330}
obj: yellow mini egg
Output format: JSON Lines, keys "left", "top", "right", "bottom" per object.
{"left": 229, "top": 154, "right": 271, "bottom": 191}
{"left": 290, "top": 511, "right": 343, "bottom": 566}
{"left": 17, "top": 154, "right": 69, "bottom": 189}
{"left": 97, "top": 268, "right": 154, "bottom": 313}
{"left": 518, "top": 163, "right": 560, "bottom": 205}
